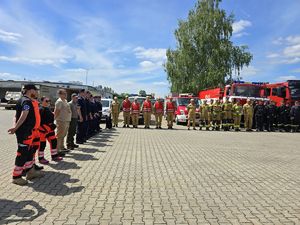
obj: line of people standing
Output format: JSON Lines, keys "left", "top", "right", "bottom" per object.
{"left": 8, "top": 85, "right": 103, "bottom": 185}
{"left": 191, "top": 98, "right": 300, "bottom": 132}
{"left": 110, "top": 96, "right": 177, "bottom": 129}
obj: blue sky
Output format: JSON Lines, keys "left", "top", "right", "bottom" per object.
{"left": 0, "top": 0, "right": 300, "bottom": 97}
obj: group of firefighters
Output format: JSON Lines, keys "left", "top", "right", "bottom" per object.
{"left": 6, "top": 84, "right": 300, "bottom": 185}
{"left": 111, "top": 96, "right": 300, "bottom": 132}
{"left": 110, "top": 95, "right": 177, "bottom": 129}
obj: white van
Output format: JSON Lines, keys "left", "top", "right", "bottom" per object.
{"left": 101, "top": 98, "right": 113, "bottom": 120}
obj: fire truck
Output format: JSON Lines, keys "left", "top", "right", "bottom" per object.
{"left": 166, "top": 93, "right": 200, "bottom": 125}
{"left": 199, "top": 81, "right": 267, "bottom": 104}
{"left": 263, "top": 80, "right": 300, "bottom": 106}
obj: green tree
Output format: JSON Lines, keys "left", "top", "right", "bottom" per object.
{"left": 164, "top": 0, "right": 252, "bottom": 94}
{"left": 139, "top": 90, "right": 147, "bottom": 97}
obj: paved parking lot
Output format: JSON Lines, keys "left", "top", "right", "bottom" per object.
{"left": 0, "top": 109, "right": 300, "bottom": 225}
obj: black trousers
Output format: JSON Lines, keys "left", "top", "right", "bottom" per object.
{"left": 67, "top": 118, "right": 78, "bottom": 146}
{"left": 256, "top": 115, "right": 264, "bottom": 131}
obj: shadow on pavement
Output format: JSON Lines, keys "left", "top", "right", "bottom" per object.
{"left": 28, "top": 171, "right": 84, "bottom": 196}
{"left": 0, "top": 199, "right": 46, "bottom": 224}
{"left": 79, "top": 147, "right": 106, "bottom": 154}
{"left": 48, "top": 161, "right": 81, "bottom": 170}
{"left": 64, "top": 152, "right": 99, "bottom": 161}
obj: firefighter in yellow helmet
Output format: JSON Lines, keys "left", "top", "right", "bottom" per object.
{"left": 110, "top": 96, "right": 120, "bottom": 127}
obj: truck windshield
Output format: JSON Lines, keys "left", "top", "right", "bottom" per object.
{"left": 233, "top": 85, "right": 261, "bottom": 97}
{"left": 101, "top": 100, "right": 110, "bottom": 107}
{"left": 177, "top": 98, "right": 200, "bottom": 106}
{"left": 289, "top": 81, "right": 300, "bottom": 99}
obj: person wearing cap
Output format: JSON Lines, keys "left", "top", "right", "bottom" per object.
{"left": 76, "top": 89, "right": 87, "bottom": 144}
{"left": 38, "top": 96, "right": 63, "bottom": 163}
{"left": 122, "top": 95, "right": 131, "bottom": 128}
{"left": 153, "top": 97, "right": 164, "bottom": 129}
{"left": 187, "top": 99, "right": 197, "bottom": 130}
{"left": 131, "top": 97, "right": 140, "bottom": 128}
{"left": 8, "top": 84, "right": 43, "bottom": 185}
{"left": 67, "top": 93, "right": 79, "bottom": 150}
{"left": 142, "top": 96, "right": 152, "bottom": 129}
{"left": 111, "top": 96, "right": 120, "bottom": 127}
{"left": 54, "top": 89, "right": 72, "bottom": 154}
{"left": 243, "top": 99, "right": 254, "bottom": 131}
{"left": 166, "top": 97, "right": 176, "bottom": 129}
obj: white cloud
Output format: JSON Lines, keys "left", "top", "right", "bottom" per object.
{"left": 0, "top": 72, "right": 23, "bottom": 80}
{"left": 239, "top": 66, "right": 260, "bottom": 78}
{"left": 134, "top": 47, "right": 166, "bottom": 62}
{"left": 269, "top": 35, "right": 300, "bottom": 64}
{"left": 153, "top": 81, "right": 168, "bottom": 86}
{"left": 276, "top": 75, "right": 298, "bottom": 81}
{"left": 0, "top": 28, "right": 22, "bottom": 44}
{"left": 232, "top": 20, "right": 252, "bottom": 37}
{"left": 283, "top": 44, "right": 300, "bottom": 58}
{"left": 267, "top": 53, "right": 280, "bottom": 58}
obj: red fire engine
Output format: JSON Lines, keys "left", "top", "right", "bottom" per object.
{"left": 165, "top": 93, "right": 200, "bottom": 125}
{"left": 199, "top": 81, "right": 267, "bottom": 104}
{"left": 263, "top": 80, "right": 300, "bottom": 106}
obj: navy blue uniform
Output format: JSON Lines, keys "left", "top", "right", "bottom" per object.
{"left": 254, "top": 104, "right": 265, "bottom": 131}
{"left": 76, "top": 96, "right": 87, "bottom": 143}
{"left": 13, "top": 96, "right": 36, "bottom": 179}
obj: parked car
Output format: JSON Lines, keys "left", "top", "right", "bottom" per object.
{"left": 101, "top": 98, "right": 113, "bottom": 121}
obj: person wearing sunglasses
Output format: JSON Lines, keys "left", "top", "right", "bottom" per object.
{"left": 38, "top": 96, "right": 63, "bottom": 164}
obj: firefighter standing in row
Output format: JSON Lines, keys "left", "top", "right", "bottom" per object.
{"left": 76, "top": 89, "right": 87, "bottom": 144}
{"left": 166, "top": 97, "right": 176, "bottom": 129}
{"left": 38, "top": 96, "right": 63, "bottom": 164}
{"left": 8, "top": 84, "right": 43, "bottom": 186}
{"left": 290, "top": 101, "right": 300, "bottom": 132}
{"left": 131, "top": 97, "right": 140, "bottom": 128}
{"left": 111, "top": 97, "right": 120, "bottom": 127}
{"left": 243, "top": 99, "right": 254, "bottom": 131}
{"left": 200, "top": 100, "right": 212, "bottom": 130}
{"left": 122, "top": 96, "right": 131, "bottom": 128}
{"left": 222, "top": 98, "right": 233, "bottom": 131}
{"left": 142, "top": 96, "right": 152, "bottom": 129}
{"left": 277, "top": 100, "right": 288, "bottom": 132}
{"left": 232, "top": 100, "right": 243, "bottom": 131}
{"left": 266, "top": 101, "right": 277, "bottom": 132}
{"left": 187, "top": 99, "right": 196, "bottom": 130}
{"left": 67, "top": 93, "right": 79, "bottom": 150}
{"left": 153, "top": 97, "right": 164, "bottom": 129}
{"left": 254, "top": 100, "right": 265, "bottom": 131}
{"left": 212, "top": 99, "right": 222, "bottom": 131}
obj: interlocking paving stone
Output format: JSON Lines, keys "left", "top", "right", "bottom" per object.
{"left": 0, "top": 109, "right": 299, "bottom": 225}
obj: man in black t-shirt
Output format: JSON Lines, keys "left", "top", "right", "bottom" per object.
{"left": 8, "top": 84, "right": 43, "bottom": 185}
